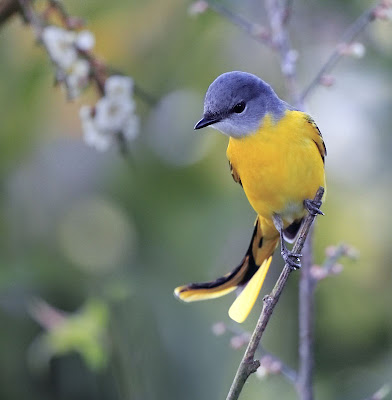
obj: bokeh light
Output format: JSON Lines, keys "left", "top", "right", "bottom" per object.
{"left": 58, "top": 196, "right": 136, "bottom": 273}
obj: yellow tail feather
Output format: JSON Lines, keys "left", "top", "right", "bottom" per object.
{"left": 228, "top": 256, "right": 272, "bottom": 323}
{"left": 174, "top": 285, "right": 237, "bottom": 302}
{"left": 174, "top": 257, "right": 250, "bottom": 302}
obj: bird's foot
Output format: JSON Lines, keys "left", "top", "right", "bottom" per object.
{"left": 281, "top": 248, "right": 302, "bottom": 270}
{"left": 304, "top": 198, "right": 324, "bottom": 216}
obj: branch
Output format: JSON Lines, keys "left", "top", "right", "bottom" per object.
{"left": 297, "top": 226, "right": 315, "bottom": 400}
{"left": 309, "top": 243, "right": 357, "bottom": 283}
{"left": 257, "top": 351, "right": 297, "bottom": 384}
{"left": 297, "top": 241, "right": 359, "bottom": 400}
{"left": 226, "top": 187, "right": 325, "bottom": 400}
{"left": 300, "top": 1, "right": 387, "bottom": 103}
{"left": 205, "top": 1, "right": 273, "bottom": 48}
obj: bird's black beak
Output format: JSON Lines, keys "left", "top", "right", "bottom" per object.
{"left": 194, "top": 116, "right": 220, "bottom": 130}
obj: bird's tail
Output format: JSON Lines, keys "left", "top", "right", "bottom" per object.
{"left": 174, "top": 218, "right": 279, "bottom": 323}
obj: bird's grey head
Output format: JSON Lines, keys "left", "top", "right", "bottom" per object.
{"left": 195, "top": 71, "right": 289, "bottom": 137}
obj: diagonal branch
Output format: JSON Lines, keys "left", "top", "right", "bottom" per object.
{"left": 226, "top": 187, "right": 325, "bottom": 400}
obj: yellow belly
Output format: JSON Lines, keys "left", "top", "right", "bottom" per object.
{"left": 226, "top": 111, "right": 325, "bottom": 225}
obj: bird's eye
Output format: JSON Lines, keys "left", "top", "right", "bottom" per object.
{"left": 233, "top": 102, "right": 246, "bottom": 113}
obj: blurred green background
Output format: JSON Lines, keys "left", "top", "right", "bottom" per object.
{"left": 0, "top": 0, "right": 391, "bottom": 399}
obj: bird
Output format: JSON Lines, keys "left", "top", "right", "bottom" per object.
{"left": 174, "top": 71, "right": 326, "bottom": 323}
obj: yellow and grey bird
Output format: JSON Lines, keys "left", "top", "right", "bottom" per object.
{"left": 174, "top": 71, "right": 326, "bottom": 323}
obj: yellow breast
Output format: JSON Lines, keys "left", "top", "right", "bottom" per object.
{"left": 226, "top": 111, "right": 325, "bottom": 224}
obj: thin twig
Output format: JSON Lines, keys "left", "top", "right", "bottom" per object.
{"left": 205, "top": 1, "right": 273, "bottom": 47}
{"left": 310, "top": 244, "right": 357, "bottom": 283}
{"left": 300, "top": 2, "right": 382, "bottom": 103}
{"left": 226, "top": 187, "right": 325, "bottom": 400}
{"left": 219, "top": 322, "right": 297, "bottom": 384}
{"left": 258, "top": 351, "right": 297, "bottom": 384}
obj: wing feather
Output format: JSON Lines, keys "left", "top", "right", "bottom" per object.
{"left": 229, "top": 161, "right": 242, "bottom": 186}
{"left": 305, "top": 115, "right": 327, "bottom": 164}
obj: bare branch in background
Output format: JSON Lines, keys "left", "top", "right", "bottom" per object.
{"left": 297, "top": 241, "right": 358, "bottom": 400}
{"left": 297, "top": 225, "right": 315, "bottom": 400}
{"left": 300, "top": 0, "right": 392, "bottom": 103}
{"left": 199, "top": 1, "right": 273, "bottom": 47}
{"left": 311, "top": 244, "right": 358, "bottom": 283}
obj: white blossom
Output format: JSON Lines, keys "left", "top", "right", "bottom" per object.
{"left": 42, "top": 26, "right": 77, "bottom": 69}
{"left": 66, "top": 59, "right": 90, "bottom": 99}
{"left": 75, "top": 30, "right": 95, "bottom": 52}
{"left": 104, "top": 75, "right": 134, "bottom": 100}
{"left": 79, "top": 75, "right": 139, "bottom": 152}
{"left": 339, "top": 42, "right": 366, "bottom": 58}
{"left": 80, "top": 106, "right": 112, "bottom": 152}
{"left": 42, "top": 26, "right": 94, "bottom": 98}
{"left": 94, "top": 97, "right": 135, "bottom": 133}
{"left": 349, "top": 42, "right": 366, "bottom": 58}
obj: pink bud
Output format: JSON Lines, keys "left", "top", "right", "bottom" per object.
{"left": 331, "top": 264, "right": 344, "bottom": 275}
{"left": 325, "top": 246, "right": 337, "bottom": 257}
{"left": 188, "top": 1, "right": 209, "bottom": 16}
{"left": 320, "top": 75, "right": 335, "bottom": 87}
{"left": 211, "top": 322, "right": 226, "bottom": 336}
{"left": 230, "top": 335, "right": 246, "bottom": 349}
{"left": 310, "top": 265, "right": 327, "bottom": 281}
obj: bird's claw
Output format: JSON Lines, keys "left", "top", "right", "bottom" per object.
{"left": 281, "top": 249, "right": 302, "bottom": 270}
{"left": 304, "top": 199, "right": 324, "bottom": 216}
